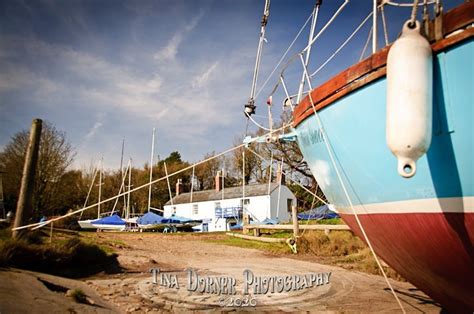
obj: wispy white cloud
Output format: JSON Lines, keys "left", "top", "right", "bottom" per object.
{"left": 153, "top": 10, "right": 205, "bottom": 63}
{"left": 192, "top": 61, "right": 219, "bottom": 89}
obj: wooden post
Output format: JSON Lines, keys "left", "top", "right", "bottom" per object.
{"left": 242, "top": 213, "right": 250, "bottom": 234}
{"left": 49, "top": 222, "right": 53, "bottom": 243}
{"left": 292, "top": 204, "right": 299, "bottom": 238}
{"left": 253, "top": 227, "right": 260, "bottom": 237}
{"left": 13, "top": 119, "right": 42, "bottom": 239}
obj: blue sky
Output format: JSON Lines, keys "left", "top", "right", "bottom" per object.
{"left": 0, "top": 0, "right": 463, "bottom": 170}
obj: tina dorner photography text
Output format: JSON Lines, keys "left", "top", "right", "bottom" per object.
{"left": 150, "top": 268, "right": 331, "bottom": 295}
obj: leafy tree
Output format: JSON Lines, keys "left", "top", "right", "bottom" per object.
{"left": 0, "top": 122, "right": 76, "bottom": 218}
{"left": 194, "top": 151, "right": 222, "bottom": 190}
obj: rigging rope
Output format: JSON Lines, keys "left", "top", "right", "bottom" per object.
{"left": 297, "top": 1, "right": 321, "bottom": 104}
{"left": 78, "top": 166, "right": 99, "bottom": 220}
{"left": 255, "top": 12, "right": 313, "bottom": 99}
{"left": 409, "top": 0, "right": 420, "bottom": 27}
{"left": 164, "top": 162, "right": 173, "bottom": 207}
{"left": 311, "top": 11, "right": 373, "bottom": 77}
{"left": 245, "top": 111, "right": 274, "bottom": 132}
{"left": 380, "top": 5, "right": 389, "bottom": 46}
{"left": 13, "top": 125, "right": 290, "bottom": 232}
{"left": 360, "top": 26, "right": 373, "bottom": 61}
{"left": 245, "top": 146, "right": 327, "bottom": 205}
{"left": 110, "top": 160, "right": 131, "bottom": 216}
{"left": 301, "top": 0, "right": 349, "bottom": 56}
{"left": 383, "top": 0, "right": 435, "bottom": 7}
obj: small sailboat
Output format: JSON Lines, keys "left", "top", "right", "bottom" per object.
{"left": 78, "top": 159, "right": 103, "bottom": 230}
{"left": 94, "top": 159, "right": 133, "bottom": 232}
{"left": 91, "top": 214, "right": 126, "bottom": 231}
{"left": 137, "top": 211, "right": 164, "bottom": 231}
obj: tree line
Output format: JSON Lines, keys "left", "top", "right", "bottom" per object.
{"left": 0, "top": 120, "right": 326, "bottom": 221}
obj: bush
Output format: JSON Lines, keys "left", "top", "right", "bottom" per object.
{"left": 68, "top": 289, "right": 88, "bottom": 304}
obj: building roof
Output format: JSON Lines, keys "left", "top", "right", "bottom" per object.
{"left": 165, "top": 183, "right": 284, "bottom": 206}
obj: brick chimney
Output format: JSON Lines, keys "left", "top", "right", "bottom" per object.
{"left": 276, "top": 164, "right": 286, "bottom": 185}
{"left": 176, "top": 178, "right": 183, "bottom": 196}
{"left": 215, "top": 171, "right": 222, "bottom": 192}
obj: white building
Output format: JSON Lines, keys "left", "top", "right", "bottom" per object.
{"left": 163, "top": 175, "right": 295, "bottom": 232}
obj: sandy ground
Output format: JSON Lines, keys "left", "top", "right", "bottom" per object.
{"left": 80, "top": 232, "right": 441, "bottom": 313}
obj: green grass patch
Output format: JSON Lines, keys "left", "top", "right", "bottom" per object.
{"left": 260, "top": 231, "right": 293, "bottom": 239}
{"left": 298, "top": 218, "right": 344, "bottom": 225}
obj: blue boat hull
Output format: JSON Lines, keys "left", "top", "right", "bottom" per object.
{"left": 294, "top": 35, "right": 473, "bottom": 310}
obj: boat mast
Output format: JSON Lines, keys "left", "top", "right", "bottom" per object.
{"left": 148, "top": 128, "right": 155, "bottom": 212}
{"left": 372, "top": 0, "right": 378, "bottom": 53}
{"left": 119, "top": 138, "right": 126, "bottom": 213}
{"left": 244, "top": 0, "right": 271, "bottom": 117}
{"left": 97, "top": 157, "right": 103, "bottom": 218}
{"left": 127, "top": 159, "right": 132, "bottom": 220}
{"left": 297, "top": 0, "right": 321, "bottom": 104}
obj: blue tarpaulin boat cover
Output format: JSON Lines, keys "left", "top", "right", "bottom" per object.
{"left": 297, "top": 204, "right": 339, "bottom": 220}
{"left": 137, "top": 212, "right": 163, "bottom": 225}
{"left": 92, "top": 214, "right": 126, "bottom": 225}
{"left": 250, "top": 218, "right": 279, "bottom": 225}
{"left": 162, "top": 215, "right": 192, "bottom": 224}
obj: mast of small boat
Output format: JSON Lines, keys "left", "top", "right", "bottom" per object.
{"left": 97, "top": 157, "right": 103, "bottom": 219}
{"left": 126, "top": 158, "right": 132, "bottom": 220}
{"left": 119, "top": 138, "right": 127, "bottom": 214}
{"left": 148, "top": 128, "right": 155, "bottom": 212}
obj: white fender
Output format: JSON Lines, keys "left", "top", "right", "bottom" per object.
{"left": 386, "top": 20, "right": 433, "bottom": 178}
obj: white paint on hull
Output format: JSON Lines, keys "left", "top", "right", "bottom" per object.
{"left": 78, "top": 219, "right": 97, "bottom": 230}
{"left": 336, "top": 196, "right": 474, "bottom": 215}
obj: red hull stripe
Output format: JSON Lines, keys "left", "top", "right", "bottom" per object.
{"left": 340, "top": 212, "right": 474, "bottom": 312}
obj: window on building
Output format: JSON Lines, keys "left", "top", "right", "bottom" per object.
{"left": 287, "top": 199, "right": 293, "bottom": 212}
{"left": 172, "top": 207, "right": 177, "bottom": 215}
{"left": 240, "top": 199, "right": 250, "bottom": 207}
{"left": 215, "top": 202, "right": 221, "bottom": 209}
{"left": 192, "top": 204, "right": 199, "bottom": 215}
